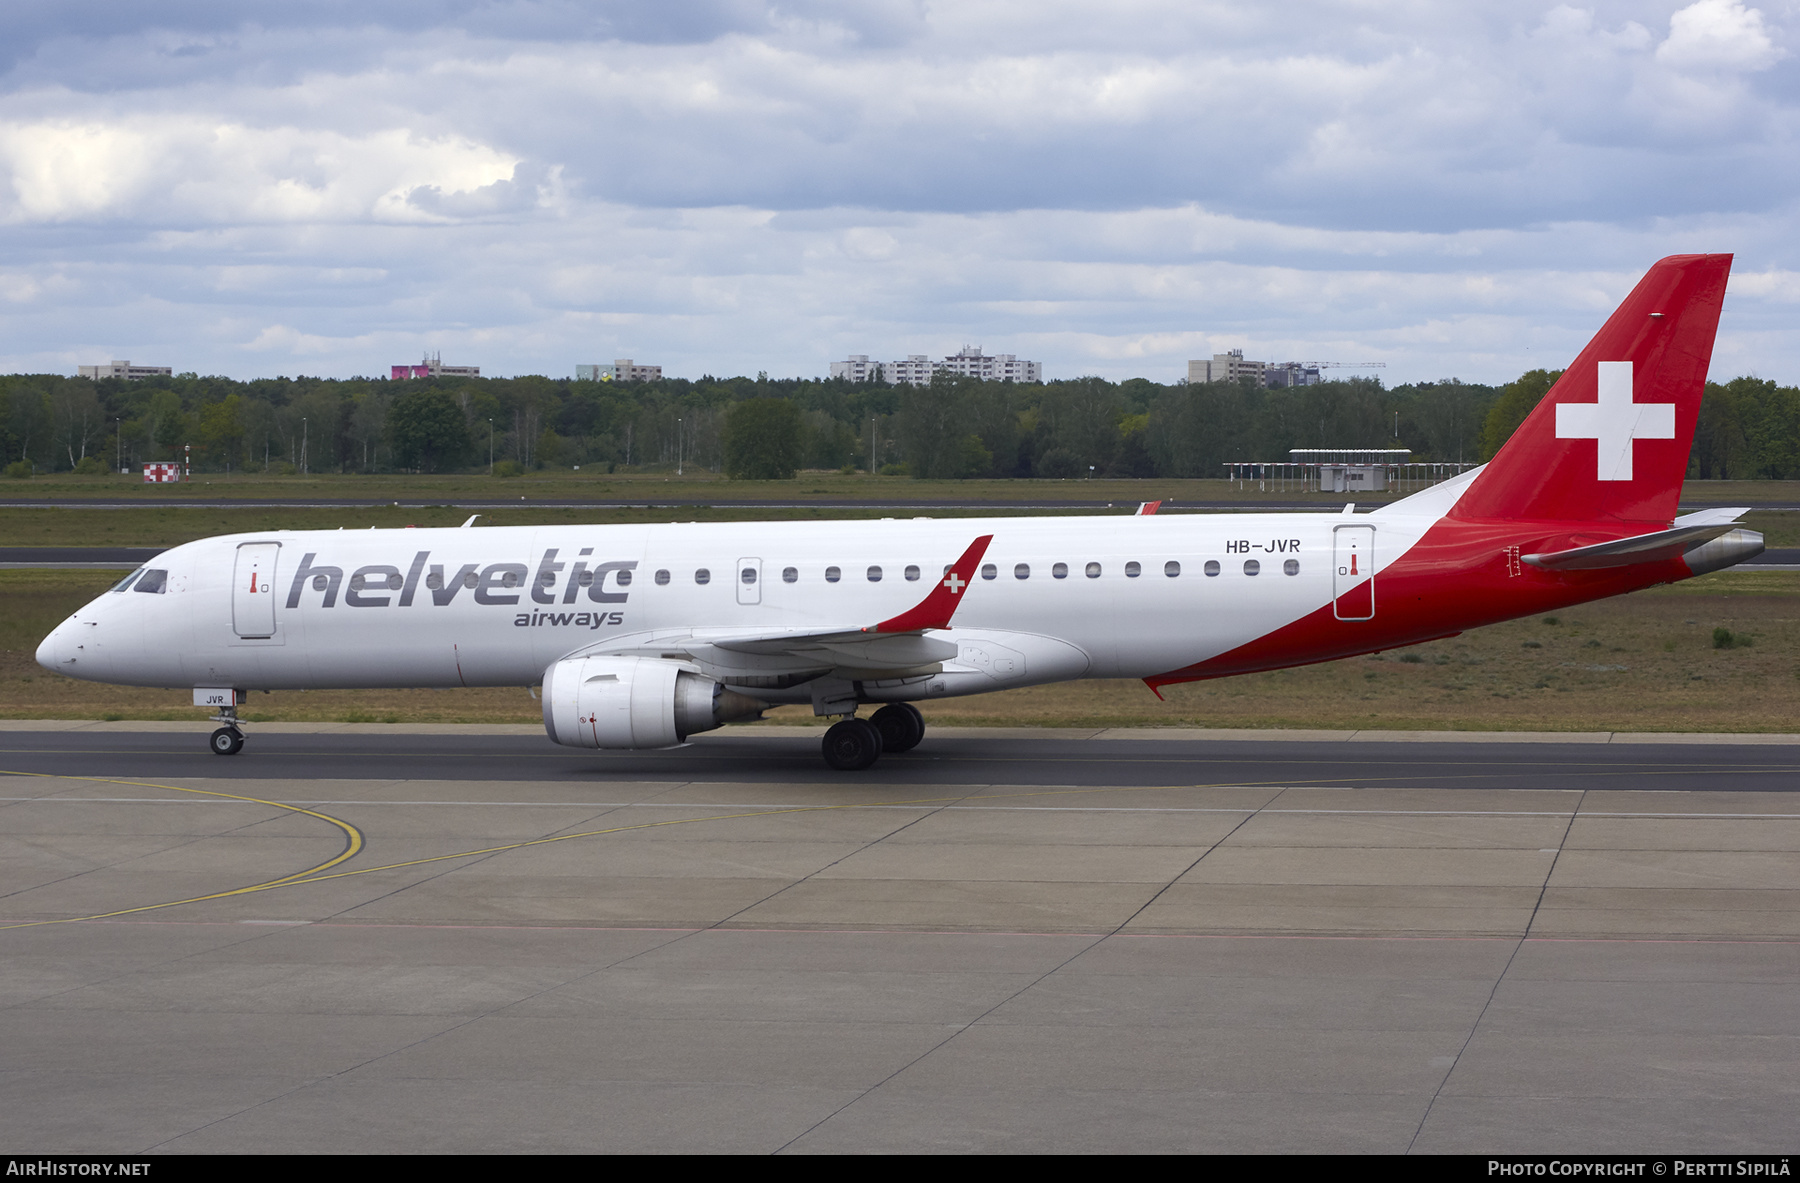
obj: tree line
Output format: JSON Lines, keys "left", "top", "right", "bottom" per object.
{"left": 1, "top": 367, "right": 1794, "bottom": 480}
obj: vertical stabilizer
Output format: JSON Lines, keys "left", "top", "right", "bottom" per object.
{"left": 1451, "top": 254, "right": 1731, "bottom": 524}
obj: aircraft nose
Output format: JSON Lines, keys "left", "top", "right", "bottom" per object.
{"left": 36, "top": 621, "right": 66, "bottom": 672}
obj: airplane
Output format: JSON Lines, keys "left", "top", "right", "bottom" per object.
{"left": 36, "top": 254, "right": 1762, "bottom": 769}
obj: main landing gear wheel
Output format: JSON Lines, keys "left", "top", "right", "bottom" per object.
{"left": 209, "top": 727, "right": 245, "bottom": 756}
{"left": 870, "top": 703, "right": 924, "bottom": 754}
{"left": 822, "top": 717, "right": 883, "bottom": 771}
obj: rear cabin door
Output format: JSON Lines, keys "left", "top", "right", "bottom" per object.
{"left": 736, "top": 557, "right": 762, "bottom": 606}
{"left": 233, "top": 542, "right": 280, "bottom": 637}
{"left": 1332, "top": 525, "right": 1374, "bottom": 621}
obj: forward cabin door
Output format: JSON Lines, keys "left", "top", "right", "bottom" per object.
{"left": 736, "top": 557, "right": 762, "bottom": 606}
{"left": 1332, "top": 526, "right": 1375, "bottom": 621}
{"left": 233, "top": 542, "right": 280, "bottom": 638}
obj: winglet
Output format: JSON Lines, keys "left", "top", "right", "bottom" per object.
{"left": 1136, "top": 501, "right": 1161, "bottom": 516}
{"left": 869, "top": 535, "right": 993, "bottom": 633}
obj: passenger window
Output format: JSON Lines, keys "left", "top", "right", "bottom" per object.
{"left": 427, "top": 572, "right": 445, "bottom": 589}
{"left": 782, "top": 567, "right": 798, "bottom": 583}
{"left": 501, "top": 571, "right": 520, "bottom": 588}
{"left": 134, "top": 569, "right": 168, "bottom": 594}
{"left": 464, "top": 571, "right": 478, "bottom": 589}
{"left": 112, "top": 569, "right": 143, "bottom": 593}
{"left": 577, "top": 572, "right": 593, "bottom": 586}
{"left": 1243, "top": 560, "right": 1260, "bottom": 576}
{"left": 826, "top": 566, "right": 841, "bottom": 583}
{"left": 1015, "top": 563, "right": 1030, "bottom": 580}
{"left": 867, "top": 566, "right": 882, "bottom": 582}
{"left": 616, "top": 568, "right": 632, "bottom": 586}
{"left": 1204, "top": 560, "right": 1220, "bottom": 577}
{"left": 1052, "top": 562, "right": 1068, "bottom": 579}
{"left": 695, "top": 568, "right": 711, "bottom": 585}
{"left": 1125, "top": 561, "right": 1141, "bottom": 578}
{"left": 1164, "top": 561, "right": 1180, "bottom": 578}
{"left": 1284, "top": 559, "right": 1299, "bottom": 576}
{"left": 980, "top": 563, "right": 997, "bottom": 580}
{"left": 1085, "top": 562, "right": 1101, "bottom": 579}
{"left": 654, "top": 569, "right": 670, "bottom": 586}
{"left": 905, "top": 565, "right": 920, "bottom": 581}
{"left": 740, "top": 566, "right": 757, "bottom": 585}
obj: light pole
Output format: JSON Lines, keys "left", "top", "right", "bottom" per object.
{"left": 676, "top": 417, "right": 683, "bottom": 476}
{"left": 301, "top": 417, "right": 308, "bottom": 476}
{"left": 487, "top": 419, "right": 494, "bottom": 475}
{"left": 115, "top": 418, "right": 121, "bottom": 473}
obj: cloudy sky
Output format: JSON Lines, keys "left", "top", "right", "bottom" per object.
{"left": 0, "top": 0, "right": 1794, "bottom": 385}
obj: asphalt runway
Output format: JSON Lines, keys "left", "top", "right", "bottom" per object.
{"left": 4, "top": 727, "right": 1800, "bottom": 791}
{"left": 4, "top": 726, "right": 1799, "bottom": 1152}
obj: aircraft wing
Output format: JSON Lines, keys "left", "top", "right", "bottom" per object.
{"left": 567, "top": 534, "right": 993, "bottom": 675}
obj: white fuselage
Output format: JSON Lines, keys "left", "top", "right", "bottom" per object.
{"left": 37, "top": 504, "right": 1442, "bottom": 704}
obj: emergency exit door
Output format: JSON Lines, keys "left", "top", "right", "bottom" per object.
{"left": 233, "top": 542, "right": 280, "bottom": 637}
{"left": 1332, "top": 525, "right": 1374, "bottom": 621}
{"left": 736, "top": 557, "right": 762, "bottom": 605}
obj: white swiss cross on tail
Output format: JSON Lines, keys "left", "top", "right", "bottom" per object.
{"left": 944, "top": 573, "right": 965, "bottom": 594}
{"left": 1555, "top": 361, "right": 1675, "bottom": 482}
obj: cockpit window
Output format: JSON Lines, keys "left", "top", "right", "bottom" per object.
{"left": 134, "top": 569, "right": 168, "bottom": 594}
{"left": 111, "top": 569, "right": 144, "bottom": 593}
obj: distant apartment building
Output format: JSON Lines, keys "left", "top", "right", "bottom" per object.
{"left": 883, "top": 355, "right": 937, "bottom": 385}
{"left": 392, "top": 353, "right": 480, "bottom": 380}
{"left": 1262, "top": 362, "right": 1322, "bottom": 388}
{"left": 938, "top": 346, "right": 1042, "bottom": 383}
{"left": 577, "top": 359, "right": 662, "bottom": 382}
{"left": 829, "top": 355, "right": 882, "bottom": 383}
{"left": 79, "top": 360, "right": 173, "bottom": 381}
{"left": 1186, "top": 349, "right": 1264, "bottom": 385}
{"left": 838, "top": 346, "right": 1043, "bottom": 387}
{"left": 1186, "top": 351, "right": 1320, "bottom": 388}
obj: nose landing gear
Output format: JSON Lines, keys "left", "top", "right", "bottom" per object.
{"left": 204, "top": 694, "right": 247, "bottom": 756}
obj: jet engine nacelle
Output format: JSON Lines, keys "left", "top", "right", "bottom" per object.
{"left": 541, "top": 655, "right": 765, "bottom": 749}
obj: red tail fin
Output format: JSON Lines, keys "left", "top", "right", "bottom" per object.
{"left": 1451, "top": 253, "right": 1731, "bottom": 525}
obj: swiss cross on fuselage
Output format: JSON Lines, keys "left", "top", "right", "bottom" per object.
{"left": 944, "top": 573, "right": 965, "bottom": 593}
{"left": 1554, "top": 360, "right": 1675, "bottom": 482}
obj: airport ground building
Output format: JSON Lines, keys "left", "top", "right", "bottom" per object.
{"left": 78, "top": 360, "right": 173, "bottom": 381}
{"left": 577, "top": 359, "right": 662, "bottom": 382}
{"left": 392, "top": 353, "right": 480, "bottom": 380}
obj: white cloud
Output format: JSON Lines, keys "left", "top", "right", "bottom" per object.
{"left": 0, "top": 115, "right": 520, "bottom": 224}
{"left": 0, "top": 3, "right": 1794, "bottom": 387}
{"left": 1656, "top": 0, "right": 1785, "bottom": 71}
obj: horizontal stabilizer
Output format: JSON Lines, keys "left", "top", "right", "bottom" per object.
{"left": 1672, "top": 506, "right": 1751, "bottom": 528}
{"left": 1524, "top": 523, "right": 1742, "bottom": 571}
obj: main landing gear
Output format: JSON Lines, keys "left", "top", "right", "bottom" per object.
{"left": 821, "top": 703, "right": 924, "bottom": 771}
{"left": 208, "top": 702, "right": 245, "bottom": 756}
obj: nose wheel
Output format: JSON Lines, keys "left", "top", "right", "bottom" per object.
{"left": 210, "top": 726, "right": 245, "bottom": 756}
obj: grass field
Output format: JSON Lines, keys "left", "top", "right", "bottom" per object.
{"left": 2, "top": 499, "right": 1794, "bottom": 550}
{"left": 4, "top": 468, "right": 1796, "bottom": 508}
{"left": 6, "top": 567, "right": 1796, "bottom": 732}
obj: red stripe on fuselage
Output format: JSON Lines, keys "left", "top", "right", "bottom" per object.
{"left": 1144, "top": 516, "right": 1689, "bottom": 690}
